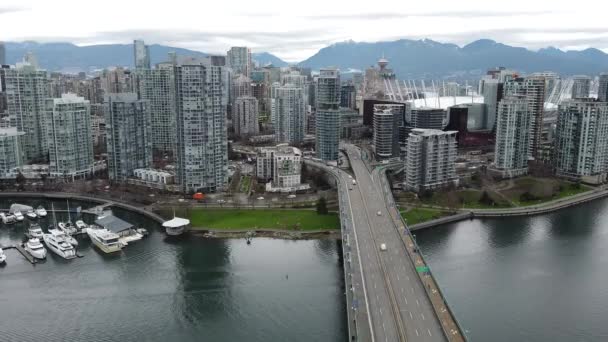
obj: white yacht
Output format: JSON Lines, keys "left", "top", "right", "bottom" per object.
{"left": 26, "top": 209, "right": 37, "bottom": 219}
{"left": 27, "top": 223, "right": 44, "bottom": 239}
{"left": 86, "top": 227, "right": 122, "bottom": 254}
{"left": 1, "top": 213, "right": 17, "bottom": 224}
{"left": 24, "top": 238, "right": 47, "bottom": 259}
{"left": 75, "top": 220, "right": 88, "bottom": 231}
{"left": 65, "top": 233, "right": 78, "bottom": 247}
{"left": 43, "top": 229, "right": 76, "bottom": 259}
{"left": 35, "top": 206, "right": 47, "bottom": 217}
{"left": 13, "top": 210, "right": 24, "bottom": 221}
{"left": 0, "top": 248, "right": 6, "bottom": 264}
{"left": 162, "top": 217, "right": 190, "bottom": 236}
{"left": 58, "top": 221, "right": 77, "bottom": 235}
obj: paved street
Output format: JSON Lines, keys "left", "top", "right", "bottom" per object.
{"left": 307, "top": 146, "right": 447, "bottom": 341}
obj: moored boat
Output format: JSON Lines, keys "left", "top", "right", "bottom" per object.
{"left": 13, "top": 210, "right": 24, "bottom": 221}
{"left": 86, "top": 227, "right": 122, "bottom": 254}
{"left": 58, "top": 221, "right": 78, "bottom": 235}
{"left": 27, "top": 223, "right": 44, "bottom": 239}
{"left": 75, "top": 220, "right": 88, "bottom": 231}
{"left": 26, "top": 209, "right": 37, "bottom": 219}
{"left": 42, "top": 229, "right": 76, "bottom": 259}
{"left": 1, "top": 213, "right": 17, "bottom": 224}
{"left": 35, "top": 206, "right": 47, "bottom": 217}
{"left": 0, "top": 248, "right": 6, "bottom": 264}
{"left": 24, "top": 238, "right": 47, "bottom": 259}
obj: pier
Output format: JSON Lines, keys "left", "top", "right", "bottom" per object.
{"left": 1, "top": 244, "right": 36, "bottom": 264}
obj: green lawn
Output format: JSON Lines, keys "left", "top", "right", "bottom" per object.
{"left": 401, "top": 208, "right": 450, "bottom": 225}
{"left": 166, "top": 209, "right": 340, "bottom": 231}
{"left": 239, "top": 176, "right": 251, "bottom": 193}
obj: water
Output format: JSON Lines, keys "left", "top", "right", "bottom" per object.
{"left": 0, "top": 200, "right": 347, "bottom": 342}
{"left": 416, "top": 197, "right": 608, "bottom": 342}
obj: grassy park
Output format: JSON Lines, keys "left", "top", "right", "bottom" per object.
{"left": 400, "top": 208, "right": 451, "bottom": 225}
{"left": 395, "top": 177, "right": 593, "bottom": 210}
{"left": 162, "top": 208, "right": 340, "bottom": 231}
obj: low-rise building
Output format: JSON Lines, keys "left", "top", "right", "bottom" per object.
{"left": 128, "top": 168, "right": 176, "bottom": 190}
{"left": 256, "top": 145, "right": 310, "bottom": 192}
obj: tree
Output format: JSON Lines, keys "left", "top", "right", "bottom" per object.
{"left": 316, "top": 197, "right": 328, "bottom": 215}
{"left": 479, "top": 191, "right": 495, "bottom": 206}
{"left": 16, "top": 171, "right": 26, "bottom": 184}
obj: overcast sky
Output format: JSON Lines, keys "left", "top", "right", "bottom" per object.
{"left": 1, "top": 0, "right": 606, "bottom": 61}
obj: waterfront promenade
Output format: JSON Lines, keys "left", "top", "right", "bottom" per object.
{"left": 409, "top": 186, "right": 608, "bottom": 230}
{"left": 0, "top": 191, "right": 165, "bottom": 224}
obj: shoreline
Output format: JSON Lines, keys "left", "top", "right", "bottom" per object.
{"left": 409, "top": 187, "right": 608, "bottom": 230}
{"left": 189, "top": 228, "right": 341, "bottom": 240}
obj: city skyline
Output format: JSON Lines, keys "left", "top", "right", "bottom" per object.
{"left": 0, "top": 0, "right": 607, "bottom": 61}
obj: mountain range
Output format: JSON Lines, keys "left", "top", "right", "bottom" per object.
{"left": 300, "top": 39, "right": 608, "bottom": 79}
{"left": 3, "top": 42, "right": 289, "bottom": 73}
{"left": 4, "top": 39, "right": 608, "bottom": 78}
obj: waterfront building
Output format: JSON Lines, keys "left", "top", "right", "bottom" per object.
{"left": 104, "top": 93, "right": 152, "bottom": 182}
{"left": 554, "top": 99, "right": 608, "bottom": 184}
{"left": 373, "top": 104, "right": 401, "bottom": 159}
{"left": 1, "top": 63, "right": 50, "bottom": 161}
{"left": 410, "top": 108, "right": 445, "bottom": 130}
{"left": 174, "top": 62, "right": 227, "bottom": 193}
{"left": 315, "top": 68, "right": 341, "bottom": 160}
{"left": 599, "top": 73, "right": 608, "bottom": 102}
{"left": 227, "top": 47, "right": 251, "bottom": 77}
{"left": 137, "top": 63, "right": 176, "bottom": 153}
{"left": 272, "top": 84, "right": 306, "bottom": 144}
{"left": 492, "top": 96, "right": 530, "bottom": 177}
{"left": 405, "top": 128, "right": 458, "bottom": 192}
{"left": 234, "top": 96, "right": 259, "bottom": 137}
{"left": 504, "top": 76, "right": 546, "bottom": 160}
{"left": 256, "top": 145, "right": 308, "bottom": 192}
{"left": 571, "top": 75, "right": 591, "bottom": 99}
{"left": 45, "top": 94, "right": 94, "bottom": 179}
{"left": 133, "top": 40, "right": 151, "bottom": 70}
{"left": 0, "top": 127, "right": 25, "bottom": 178}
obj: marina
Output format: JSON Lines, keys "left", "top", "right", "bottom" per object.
{"left": 0, "top": 198, "right": 346, "bottom": 342}
{"left": 0, "top": 199, "right": 149, "bottom": 263}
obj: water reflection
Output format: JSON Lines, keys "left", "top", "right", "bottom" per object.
{"left": 0, "top": 199, "right": 346, "bottom": 342}
{"left": 417, "top": 197, "right": 608, "bottom": 342}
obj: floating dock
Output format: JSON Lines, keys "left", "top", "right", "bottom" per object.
{"left": 0, "top": 244, "right": 36, "bottom": 264}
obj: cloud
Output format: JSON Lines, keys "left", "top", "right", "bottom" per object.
{"left": 297, "top": 10, "right": 558, "bottom": 20}
{"left": 0, "top": 6, "right": 27, "bottom": 15}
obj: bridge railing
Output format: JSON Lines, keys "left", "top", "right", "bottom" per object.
{"left": 377, "top": 167, "right": 468, "bottom": 342}
{"left": 304, "top": 160, "right": 365, "bottom": 342}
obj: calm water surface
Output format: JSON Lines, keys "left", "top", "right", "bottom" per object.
{"left": 0, "top": 200, "right": 347, "bottom": 342}
{"left": 416, "top": 197, "right": 608, "bottom": 342}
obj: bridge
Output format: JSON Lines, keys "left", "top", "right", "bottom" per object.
{"left": 306, "top": 144, "right": 465, "bottom": 341}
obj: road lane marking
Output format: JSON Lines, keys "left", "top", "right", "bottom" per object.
{"left": 415, "top": 329, "right": 419, "bottom": 336}
{"left": 421, "top": 313, "right": 425, "bottom": 320}
{"left": 428, "top": 329, "right": 432, "bottom": 336}
{"left": 416, "top": 299, "right": 420, "bottom": 307}
{"left": 411, "top": 287, "right": 414, "bottom": 293}
{"left": 404, "top": 296, "right": 408, "bottom": 304}
{"left": 396, "top": 274, "right": 399, "bottom": 281}
{"left": 409, "top": 311, "right": 413, "bottom": 319}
